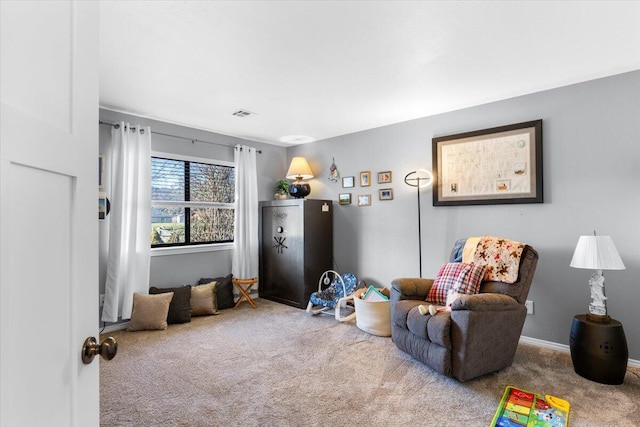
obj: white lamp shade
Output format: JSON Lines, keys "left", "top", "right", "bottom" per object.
{"left": 286, "top": 156, "right": 313, "bottom": 180}
{"left": 570, "top": 235, "right": 625, "bottom": 270}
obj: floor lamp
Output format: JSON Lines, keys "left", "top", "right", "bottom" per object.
{"left": 403, "top": 169, "right": 433, "bottom": 277}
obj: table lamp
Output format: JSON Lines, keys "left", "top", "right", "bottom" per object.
{"left": 286, "top": 156, "right": 313, "bottom": 198}
{"left": 569, "top": 232, "right": 625, "bottom": 323}
{"left": 569, "top": 232, "right": 628, "bottom": 384}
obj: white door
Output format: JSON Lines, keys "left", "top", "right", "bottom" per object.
{"left": 1, "top": 1, "right": 100, "bottom": 426}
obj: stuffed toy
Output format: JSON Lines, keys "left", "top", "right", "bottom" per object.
{"left": 418, "top": 288, "right": 463, "bottom": 316}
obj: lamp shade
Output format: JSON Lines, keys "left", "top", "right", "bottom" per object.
{"left": 570, "top": 235, "right": 625, "bottom": 270}
{"left": 286, "top": 157, "right": 313, "bottom": 180}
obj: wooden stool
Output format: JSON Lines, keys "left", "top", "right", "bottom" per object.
{"left": 233, "top": 277, "right": 258, "bottom": 309}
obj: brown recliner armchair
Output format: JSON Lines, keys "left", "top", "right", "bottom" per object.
{"left": 390, "top": 241, "right": 538, "bottom": 382}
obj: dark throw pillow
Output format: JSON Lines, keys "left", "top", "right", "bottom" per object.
{"left": 199, "top": 274, "right": 234, "bottom": 309}
{"left": 149, "top": 285, "right": 192, "bottom": 324}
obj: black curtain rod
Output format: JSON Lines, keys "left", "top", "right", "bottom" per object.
{"left": 98, "top": 121, "right": 262, "bottom": 154}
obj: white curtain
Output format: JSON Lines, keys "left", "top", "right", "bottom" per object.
{"left": 232, "top": 145, "right": 259, "bottom": 280}
{"left": 102, "top": 122, "right": 151, "bottom": 322}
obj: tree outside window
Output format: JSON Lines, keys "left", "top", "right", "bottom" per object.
{"left": 151, "top": 156, "right": 235, "bottom": 247}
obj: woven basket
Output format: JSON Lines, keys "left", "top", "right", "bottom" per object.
{"left": 353, "top": 291, "right": 391, "bottom": 337}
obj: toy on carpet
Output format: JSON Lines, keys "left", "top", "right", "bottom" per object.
{"left": 491, "top": 385, "right": 570, "bottom": 427}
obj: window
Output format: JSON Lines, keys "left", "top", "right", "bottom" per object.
{"left": 151, "top": 154, "right": 235, "bottom": 247}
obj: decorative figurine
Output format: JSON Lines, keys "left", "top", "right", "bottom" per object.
{"left": 328, "top": 157, "right": 339, "bottom": 183}
{"left": 588, "top": 272, "right": 607, "bottom": 316}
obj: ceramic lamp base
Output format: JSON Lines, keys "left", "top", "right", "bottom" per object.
{"left": 289, "top": 182, "right": 310, "bottom": 198}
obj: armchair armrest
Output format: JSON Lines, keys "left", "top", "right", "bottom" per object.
{"left": 390, "top": 278, "right": 434, "bottom": 302}
{"left": 450, "top": 293, "right": 521, "bottom": 312}
{"left": 449, "top": 293, "right": 527, "bottom": 381}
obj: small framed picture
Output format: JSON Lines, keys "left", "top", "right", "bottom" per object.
{"left": 378, "top": 171, "right": 392, "bottom": 184}
{"left": 379, "top": 188, "right": 393, "bottom": 200}
{"left": 98, "top": 155, "right": 105, "bottom": 189}
{"left": 360, "top": 171, "right": 371, "bottom": 187}
{"left": 99, "top": 192, "right": 107, "bottom": 220}
{"left": 342, "top": 176, "right": 355, "bottom": 188}
{"left": 357, "top": 194, "right": 371, "bottom": 207}
{"left": 338, "top": 193, "right": 352, "bottom": 205}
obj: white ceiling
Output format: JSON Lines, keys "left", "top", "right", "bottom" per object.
{"left": 99, "top": 1, "right": 640, "bottom": 146}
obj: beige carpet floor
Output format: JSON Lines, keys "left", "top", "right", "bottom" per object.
{"left": 100, "top": 298, "right": 640, "bottom": 426}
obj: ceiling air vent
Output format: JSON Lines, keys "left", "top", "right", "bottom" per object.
{"left": 232, "top": 109, "right": 255, "bottom": 118}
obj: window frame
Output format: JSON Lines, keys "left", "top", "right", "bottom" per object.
{"left": 150, "top": 151, "right": 235, "bottom": 253}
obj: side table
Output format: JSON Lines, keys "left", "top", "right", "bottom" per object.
{"left": 569, "top": 314, "right": 628, "bottom": 384}
{"left": 233, "top": 277, "right": 258, "bottom": 309}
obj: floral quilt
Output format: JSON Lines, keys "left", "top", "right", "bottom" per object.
{"left": 472, "top": 235, "right": 525, "bottom": 284}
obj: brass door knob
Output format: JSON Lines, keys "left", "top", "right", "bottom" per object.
{"left": 81, "top": 336, "right": 117, "bottom": 364}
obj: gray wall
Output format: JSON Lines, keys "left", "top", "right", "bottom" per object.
{"left": 287, "top": 70, "right": 640, "bottom": 359}
{"left": 98, "top": 108, "right": 287, "bottom": 318}
{"left": 98, "top": 71, "right": 640, "bottom": 359}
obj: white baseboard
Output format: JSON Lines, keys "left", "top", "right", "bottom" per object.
{"left": 520, "top": 335, "right": 640, "bottom": 368}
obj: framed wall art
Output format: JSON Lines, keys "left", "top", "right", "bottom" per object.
{"left": 432, "top": 120, "right": 543, "bottom": 206}
{"left": 338, "top": 193, "right": 352, "bottom": 205}
{"left": 377, "top": 171, "right": 392, "bottom": 184}
{"left": 342, "top": 176, "right": 355, "bottom": 188}
{"left": 98, "top": 155, "right": 105, "bottom": 188}
{"left": 360, "top": 171, "right": 371, "bottom": 187}
{"left": 379, "top": 188, "right": 393, "bottom": 200}
{"left": 357, "top": 194, "right": 371, "bottom": 207}
{"left": 99, "top": 192, "right": 107, "bottom": 220}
